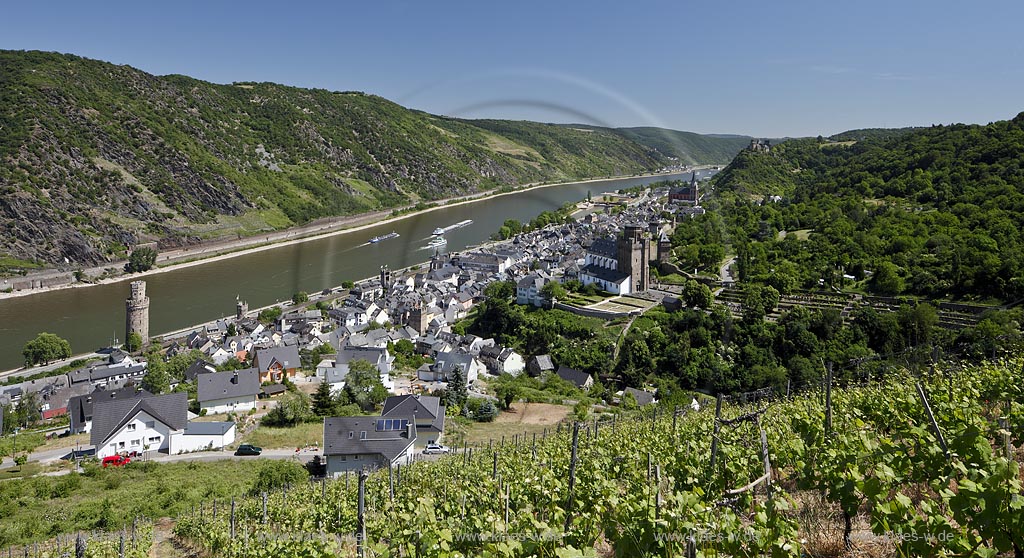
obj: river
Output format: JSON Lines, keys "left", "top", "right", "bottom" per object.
{"left": 0, "top": 171, "right": 711, "bottom": 369}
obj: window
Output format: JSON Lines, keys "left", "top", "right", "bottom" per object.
{"left": 127, "top": 424, "right": 136, "bottom": 432}
{"left": 359, "top": 431, "right": 366, "bottom": 440}
{"left": 348, "top": 431, "right": 353, "bottom": 439}
{"left": 131, "top": 439, "right": 140, "bottom": 446}
{"left": 118, "top": 442, "right": 125, "bottom": 449}
{"left": 340, "top": 455, "right": 347, "bottom": 461}
{"left": 145, "top": 421, "right": 155, "bottom": 428}
{"left": 148, "top": 437, "right": 160, "bottom": 443}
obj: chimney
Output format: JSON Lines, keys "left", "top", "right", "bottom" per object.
{"left": 406, "top": 421, "right": 415, "bottom": 440}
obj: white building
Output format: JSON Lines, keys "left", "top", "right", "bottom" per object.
{"left": 197, "top": 368, "right": 261, "bottom": 415}
{"left": 91, "top": 392, "right": 236, "bottom": 457}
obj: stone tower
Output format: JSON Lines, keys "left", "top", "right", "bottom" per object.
{"left": 617, "top": 225, "right": 651, "bottom": 293}
{"left": 380, "top": 265, "right": 392, "bottom": 291}
{"left": 125, "top": 280, "right": 150, "bottom": 344}
{"left": 657, "top": 231, "right": 672, "bottom": 263}
{"left": 236, "top": 299, "right": 249, "bottom": 320}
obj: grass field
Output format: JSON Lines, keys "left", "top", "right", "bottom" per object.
{"left": 0, "top": 460, "right": 262, "bottom": 547}
{"left": 238, "top": 421, "right": 324, "bottom": 449}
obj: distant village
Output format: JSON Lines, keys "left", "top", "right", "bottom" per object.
{"left": 1, "top": 173, "right": 710, "bottom": 474}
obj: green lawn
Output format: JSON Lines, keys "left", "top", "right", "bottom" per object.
{"left": 238, "top": 421, "right": 324, "bottom": 449}
{"left": 0, "top": 460, "right": 261, "bottom": 546}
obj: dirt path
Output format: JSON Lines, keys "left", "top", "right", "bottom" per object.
{"left": 148, "top": 518, "right": 195, "bottom": 558}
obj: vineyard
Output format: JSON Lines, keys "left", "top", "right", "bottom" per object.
{"left": 173, "top": 360, "right": 1024, "bottom": 557}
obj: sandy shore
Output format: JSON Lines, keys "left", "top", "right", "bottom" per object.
{"left": 0, "top": 171, "right": 684, "bottom": 301}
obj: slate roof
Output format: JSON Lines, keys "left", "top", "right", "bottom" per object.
{"left": 89, "top": 363, "right": 148, "bottom": 382}
{"left": 323, "top": 416, "right": 416, "bottom": 462}
{"left": 587, "top": 238, "right": 618, "bottom": 259}
{"left": 556, "top": 365, "right": 593, "bottom": 389}
{"left": 580, "top": 264, "right": 630, "bottom": 284}
{"left": 183, "top": 421, "right": 235, "bottom": 436}
{"left": 255, "top": 346, "right": 301, "bottom": 372}
{"left": 197, "top": 368, "right": 261, "bottom": 403}
{"left": 183, "top": 359, "right": 217, "bottom": 382}
{"left": 90, "top": 392, "right": 188, "bottom": 447}
{"left": 68, "top": 388, "right": 150, "bottom": 432}
{"left": 531, "top": 355, "right": 555, "bottom": 372}
{"left": 261, "top": 384, "right": 288, "bottom": 396}
{"left": 625, "top": 387, "right": 656, "bottom": 406}
{"left": 381, "top": 395, "right": 445, "bottom": 432}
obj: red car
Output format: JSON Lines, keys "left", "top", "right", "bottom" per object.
{"left": 101, "top": 455, "right": 131, "bottom": 468}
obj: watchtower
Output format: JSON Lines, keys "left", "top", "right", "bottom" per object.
{"left": 125, "top": 280, "right": 150, "bottom": 345}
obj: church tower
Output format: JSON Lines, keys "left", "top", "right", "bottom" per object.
{"left": 125, "top": 280, "right": 150, "bottom": 345}
{"left": 617, "top": 225, "right": 651, "bottom": 293}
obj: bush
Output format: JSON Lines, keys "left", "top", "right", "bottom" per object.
{"left": 249, "top": 460, "right": 309, "bottom": 495}
{"left": 476, "top": 400, "right": 498, "bottom": 422}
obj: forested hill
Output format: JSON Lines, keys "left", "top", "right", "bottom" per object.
{"left": 699, "top": 112, "right": 1024, "bottom": 301}
{"left": 557, "top": 125, "right": 753, "bottom": 165}
{"left": 0, "top": 50, "right": 690, "bottom": 268}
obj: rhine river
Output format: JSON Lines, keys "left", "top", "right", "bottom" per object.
{"left": 0, "top": 172, "right": 711, "bottom": 369}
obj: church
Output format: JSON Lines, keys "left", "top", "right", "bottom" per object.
{"left": 578, "top": 225, "right": 652, "bottom": 295}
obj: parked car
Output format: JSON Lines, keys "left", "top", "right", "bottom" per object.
{"left": 422, "top": 443, "right": 449, "bottom": 455}
{"left": 102, "top": 455, "right": 131, "bottom": 468}
{"left": 234, "top": 444, "right": 263, "bottom": 456}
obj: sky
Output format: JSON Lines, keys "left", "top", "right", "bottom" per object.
{"left": 1, "top": 0, "right": 1022, "bottom": 137}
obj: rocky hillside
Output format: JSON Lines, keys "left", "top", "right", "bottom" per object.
{"left": 0, "top": 50, "right": 684, "bottom": 268}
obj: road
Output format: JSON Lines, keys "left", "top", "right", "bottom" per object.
{"left": 0, "top": 352, "right": 103, "bottom": 382}
{"left": 719, "top": 256, "right": 736, "bottom": 284}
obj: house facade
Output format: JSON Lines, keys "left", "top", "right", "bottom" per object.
{"left": 197, "top": 369, "right": 260, "bottom": 415}
{"left": 254, "top": 346, "right": 301, "bottom": 383}
{"left": 91, "top": 392, "right": 188, "bottom": 459}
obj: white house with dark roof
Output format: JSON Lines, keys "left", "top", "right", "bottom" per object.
{"left": 91, "top": 391, "right": 235, "bottom": 457}
{"left": 197, "top": 368, "right": 261, "bottom": 415}
{"left": 556, "top": 365, "right": 594, "bottom": 391}
{"left": 91, "top": 392, "right": 189, "bottom": 458}
{"left": 416, "top": 351, "right": 483, "bottom": 384}
{"left": 316, "top": 345, "right": 395, "bottom": 392}
{"left": 380, "top": 395, "right": 445, "bottom": 442}
{"left": 323, "top": 415, "right": 417, "bottom": 475}
{"left": 68, "top": 387, "right": 150, "bottom": 434}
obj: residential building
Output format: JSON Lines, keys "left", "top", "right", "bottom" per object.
{"left": 380, "top": 395, "right": 445, "bottom": 442}
{"left": 323, "top": 416, "right": 417, "bottom": 475}
{"left": 197, "top": 368, "right": 260, "bottom": 415}
{"left": 254, "top": 346, "right": 301, "bottom": 383}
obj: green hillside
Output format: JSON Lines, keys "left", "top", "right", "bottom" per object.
{"left": 0, "top": 50, "right": 671, "bottom": 267}
{"left": 611, "top": 126, "right": 753, "bottom": 165}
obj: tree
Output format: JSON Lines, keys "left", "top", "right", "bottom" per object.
{"left": 341, "top": 281, "right": 355, "bottom": 289}
{"left": 263, "top": 392, "right": 314, "bottom": 427}
{"left": 572, "top": 399, "right": 590, "bottom": 421}
{"left": 258, "top": 307, "right": 283, "bottom": 324}
{"left": 141, "top": 358, "right": 170, "bottom": 395}
{"left": 476, "top": 400, "right": 498, "bottom": 422}
{"left": 312, "top": 378, "right": 338, "bottom": 417}
{"left": 124, "top": 331, "right": 143, "bottom": 353}
{"left": 445, "top": 368, "right": 468, "bottom": 410}
{"left": 292, "top": 291, "right": 309, "bottom": 304}
{"left": 540, "top": 281, "right": 567, "bottom": 305}
{"left": 22, "top": 332, "right": 72, "bottom": 367}
{"left": 125, "top": 247, "right": 158, "bottom": 273}
{"left": 495, "top": 382, "right": 519, "bottom": 411}
{"left": 344, "top": 360, "right": 388, "bottom": 410}
{"left": 226, "top": 323, "right": 237, "bottom": 337}
{"left": 872, "top": 262, "right": 905, "bottom": 295}
{"left": 13, "top": 454, "right": 27, "bottom": 471}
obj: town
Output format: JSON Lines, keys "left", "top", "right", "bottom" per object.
{"left": 0, "top": 174, "right": 711, "bottom": 475}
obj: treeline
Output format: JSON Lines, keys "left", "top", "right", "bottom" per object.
{"left": 688, "top": 112, "right": 1024, "bottom": 301}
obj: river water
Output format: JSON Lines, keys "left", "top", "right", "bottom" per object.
{"left": 0, "top": 172, "right": 710, "bottom": 368}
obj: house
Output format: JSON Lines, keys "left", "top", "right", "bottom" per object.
{"left": 197, "top": 368, "right": 261, "bottom": 415}
{"left": 527, "top": 355, "right": 556, "bottom": 377}
{"left": 417, "top": 351, "right": 483, "bottom": 384}
{"left": 91, "top": 392, "right": 189, "bottom": 458}
{"left": 516, "top": 274, "right": 548, "bottom": 307}
{"left": 87, "top": 362, "right": 148, "bottom": 388}
{"left": 316, "top": 345, "right": 395, "bottom": 392}
{"left": 254, "top": 346, "right": 301, "bottom": 383}
{"left": 624, "top": 387, "right": 657, "bottom": 407}
{"left": 556, "top": 365, "right": 594, "bottom": 391}
{"left": 183, "top": 359, "right": 217, "bottom": 382}
{"left": 260, "top": 383, "right": 288, "bottom": 399}
{"left": 479, "top": 346, "right": 526, "bottom": 376}
{"left": 68, "top": 387, "right": 150, "bottom": 434}
{"left": 322, "top": 416, "right": 417, "bottom": 475}
{"left": 381, "top": 395, "right": 445, "bottom": 442}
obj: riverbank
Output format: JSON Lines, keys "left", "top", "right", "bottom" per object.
{"left": 0, "top": 170, "right": 685, "bottom": 302}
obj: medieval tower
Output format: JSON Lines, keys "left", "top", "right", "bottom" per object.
{"left": 380, "top": 265, "right": 392, "bottom": 290}
{"left": 125, "top": 280, "right": 150, "bottom": 344}
{"left": 617, "top": 225, "right": 652, "bottom": 293}
{"left": 236, "top": 299, "right": 249, "bottom": 320}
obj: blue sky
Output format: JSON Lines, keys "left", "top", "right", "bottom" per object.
{"left": 2, "top": 0, "right": 1022, "bottom": 137}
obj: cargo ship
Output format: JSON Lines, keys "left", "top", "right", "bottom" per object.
{"left": 368, "top": 231, "right": 399, "bottom": 243}
{"left": 431, "top": 219, "right": 473, "bottom": 236}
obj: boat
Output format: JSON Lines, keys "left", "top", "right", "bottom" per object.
{"left": 431, "top": 219, "right": 474, "bottom": 236}
{"left": 427, "top": 236, "right": 448, "bottom": 247}
{"left": 369, "top": 231, "right": 399, "bottom": 244}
